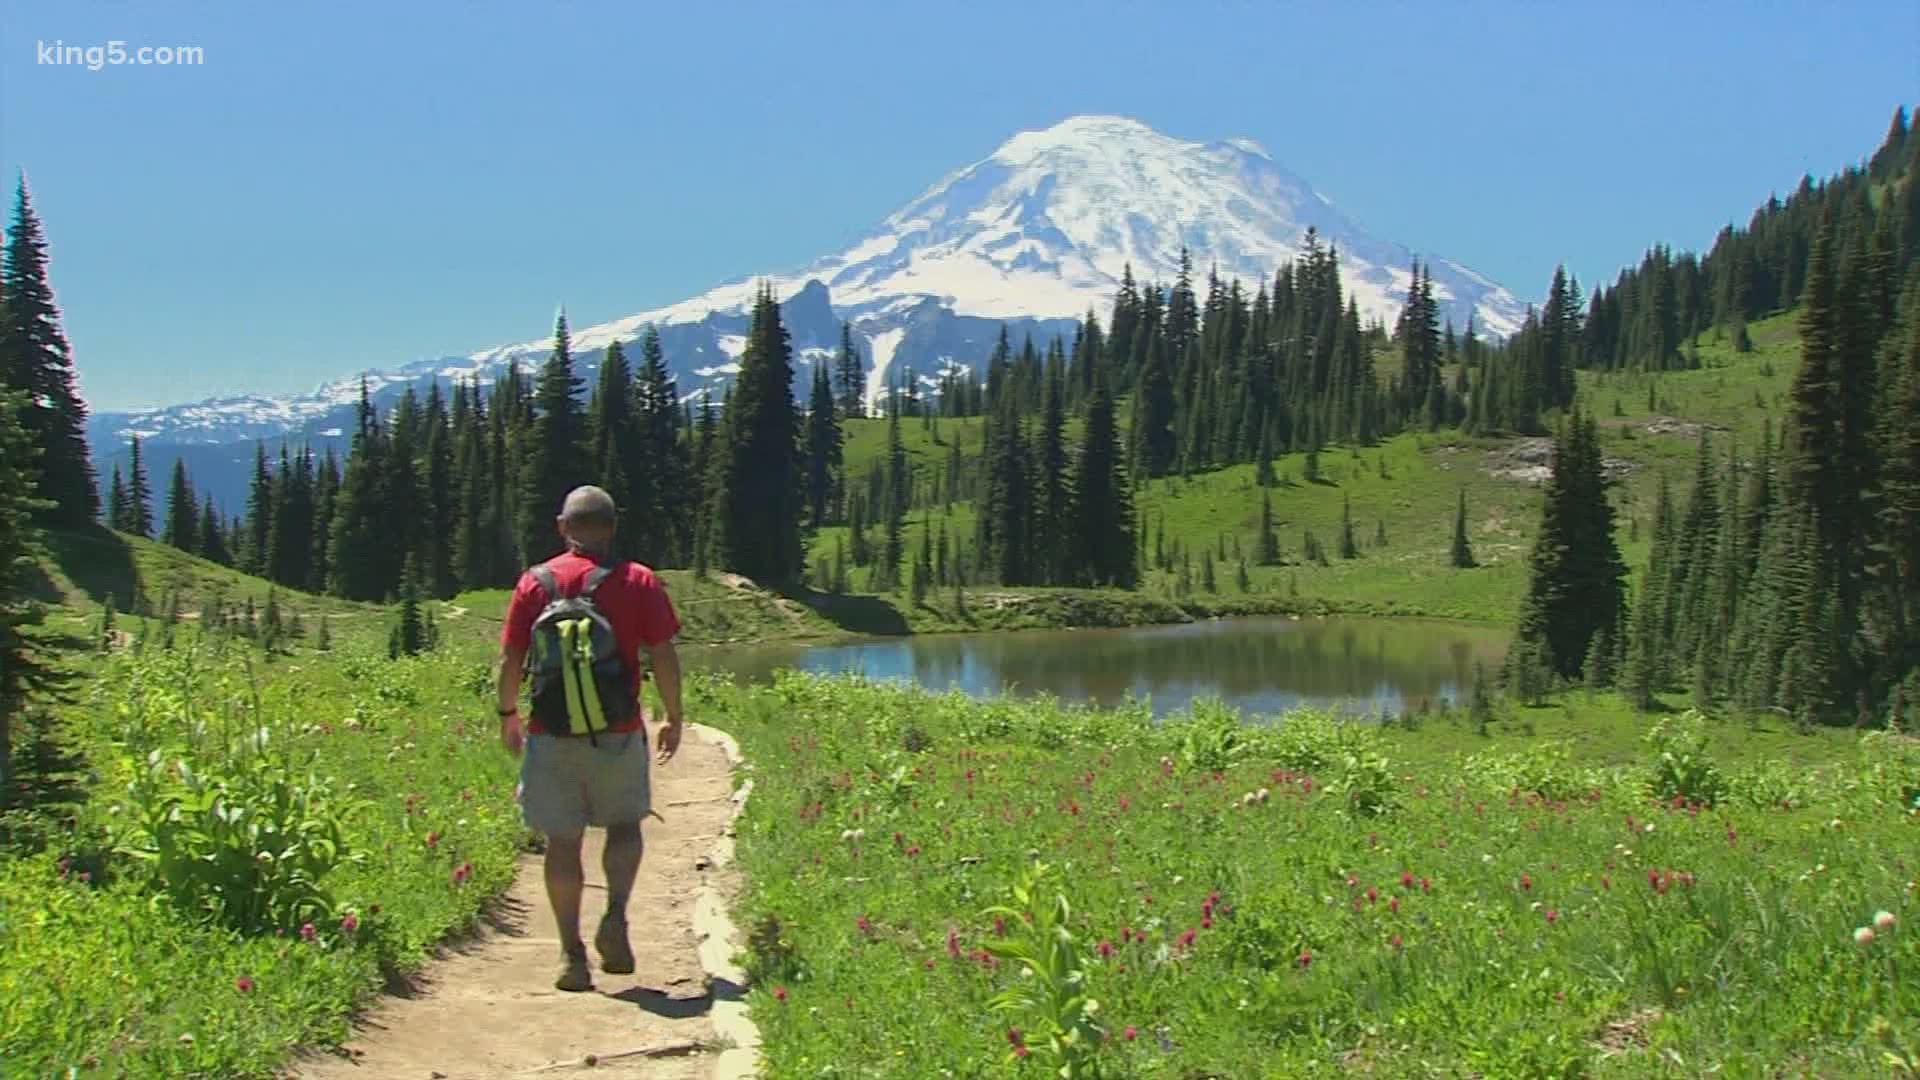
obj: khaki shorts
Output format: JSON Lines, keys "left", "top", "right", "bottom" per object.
{"left": 519, "top": 730, "right": 652, "bottom": 836}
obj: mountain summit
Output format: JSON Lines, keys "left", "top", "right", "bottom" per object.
{"left": 92, "top": 115, "right": 1528, "bottom": 503}
{"left": 478, "top": 113, "right": 1524, "bottom": 389}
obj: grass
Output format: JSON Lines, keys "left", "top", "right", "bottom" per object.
{"left": 707, "top": 670, "right": 1920, "bottom": 1076}
{"left": 806, "top": 309, "right": 1805, "bottom": 627}
{"left": 0, "top": 637, "right": 525, "bottom": 1077}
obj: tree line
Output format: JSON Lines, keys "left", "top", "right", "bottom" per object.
{"left": 1506, "top": 107, "right": 1920, "bottom": 723}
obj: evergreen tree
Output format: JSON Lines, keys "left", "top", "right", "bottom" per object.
{"left": 389, "top": 556, "right": 428, "bottom": 658}
{"left": 516, "top": 311, "right": 591, "bottom": 566}
{"left": 106, "top": 465, "right": 129, "bottom": 533}
{"left": 875, "top": 393, "right": 907, "bottom": 590}
{"left": 1258, "top": 491, "right": 1280, "bottom": 565}
{"left": 631, "top": 326, "right": 689, "bottom": 567}
{"left": 197, "top": 494, "right": 229, "bottom": 565}
{"left": 1451, "top": 488, "right": 1477, "bottom": 568}
{"left": 980, "top": 394, "right": 1032, "bottom": 584}
{"left": 713, "top": 285, "right": 806, "bottom": 583}
{"left": 1036, "top": 356, "right": 1071, "bottom": 583}
{"left": 0, "top": 179, "right": 96, "bottom": 526}
{"left": 805, "top": 360, "right": 843, "bottom": 528}
{"left": 1509, "top": 411, "right": 1627, "bottom": 682}
{"left": 0, "top": 389, "right": 50, "bottom": 806}
{"left": 162, "top": 459, "right": 197, "bottom": 551}
{"left": 1201, "top": 549, "right": 1217, "bottom": 592}
{"left": 1070, "top": 373, "right": 1136, "bottom": 588}
{"left": 1338, "top": 493, "right": 1359, "bottom": 559}
{"left": 125, "top": 437, "right": 153, "bottom": 538}
{"left": 329, "top": 380, "right": 394, "bottom": 600}
{"left": 244, "top": 441, "right": 273, "bottom": 576}
{"left": 311, "top": 447, "right": 340, "bottom": 593}
{"left": 835, "top": 321, "right": 865, "bottom": 418}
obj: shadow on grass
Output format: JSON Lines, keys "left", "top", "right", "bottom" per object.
{"left": 777, "top": 585, "right": 912, "bottom": 637}
{"left": 41, "top": 526, "right": 143, "bottom": 611}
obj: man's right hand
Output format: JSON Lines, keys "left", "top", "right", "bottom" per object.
{"left": 500, "top": 712, "right": 525, "bottom": 757}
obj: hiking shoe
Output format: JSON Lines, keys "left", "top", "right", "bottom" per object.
{"left": 555, "top": 944, "right": 592, "bottom": 992}
{"left": 595, "top": 913, "right": 635, "bottom": 975}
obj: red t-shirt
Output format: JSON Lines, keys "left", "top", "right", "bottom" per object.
{"left": 501, "top": 553, "right": 682, "bottom": 734}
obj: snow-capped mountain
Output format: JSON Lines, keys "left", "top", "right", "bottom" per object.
{"left": 89, "top": 115, "right": 1528, "bottom": 509}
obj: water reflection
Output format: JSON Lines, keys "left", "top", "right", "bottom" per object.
{"left": 694, "top": 616, "right": 1509, "bottom": 721}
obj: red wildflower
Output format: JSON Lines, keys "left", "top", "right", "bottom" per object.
{"left": 1297, "top": 949, "right": 1312, "bottom": 969}
{"left": 1420, "top": 877, "right": 1432, "bottom": 893}
{"left": 1177, "top": 928, "right": 1197, "bottom": 950}
{"left": 906, "top": 845, "right": 921, "bottom": 857}
{"left": 300, "top": 922, "right": 317, "bottom": 943}
{"left": 1389, "top": 896, "right": 1400, "bottom": 915}
{"left": 1601, "top": 875, "right": 1611, "bottom": 891}
{"left": 1365, "top": 886, "right": 1378, "bottom": 903}
{"left": 774, "top": 986, "right": 788, "bottom": 1003}
{"left": 1202, "top": 915, "right": 1213, "bottom": 929}
{"left": 1545, "top": 909, "right": 1559, "bottom": 924}
{"left": 1302, "top": 777, "right": 1314, "bottom": 794}
{"left": 1400, "top": 870, "right": 1415, "bottom": 889}
{"left": 1097, "top": 939, "right": 1115, "bottom": 959}
{"left": 1520, "top": 873, "right": 1532, "bottom": 891}
{"left": 425, "top": 831, "right": 440, "bottom": 849}
{"left": 947, "top": 929, "right": 962, "bottom": 958}
{"left": 856, "top": 915, "right": 873, "bottom": 935}
{"left": 1124, "top": 1025, "right": 1138, "bottom": 1041}
{"left": 1013, "top": 1046, "right": 1030, "bottom": 1059}
{"left": 341, "top": 912, "right": 360, "bottom": 936}
{"left": 1007, "top": 1028, "right": 1024, "bottom": 1047}
{"left": 994, "top": 916, "right": 1007, "bottom": 936}
{"left": 1389, "top": 934, "right": 1402, "bottom": 950}
{"left": 235, "top": 975, "right": 255, "bottom": 993}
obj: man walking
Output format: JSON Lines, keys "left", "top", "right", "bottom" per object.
{"left": 496, "top": 485, "right": 686, "bottom": 992}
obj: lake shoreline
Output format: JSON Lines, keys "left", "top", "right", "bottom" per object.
{"left": 676, "top": 579, "right": 1511, "bottom": 650}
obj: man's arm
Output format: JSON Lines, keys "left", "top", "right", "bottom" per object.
{"left": 497, "top": 643, "right": 528, "bottom": 755}
{"left": 643, "top": 638, "right": 684, "bottom": 762}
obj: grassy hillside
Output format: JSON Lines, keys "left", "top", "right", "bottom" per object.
{"left": 812, "top": 310, "right": 1803, "bottom": 625}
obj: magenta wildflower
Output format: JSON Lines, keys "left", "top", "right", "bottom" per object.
{"left": 340, "top": 912, "right": 360, "bottom": 936}
{"left": 235, "top": 975, "right": 255, "bottom": 993}
{"left": 300, "top": 922, "right": 317, "bottom": 943}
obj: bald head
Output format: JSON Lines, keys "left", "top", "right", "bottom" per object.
{"left": 556, "top": 486, "right": 617, "bottom": 555}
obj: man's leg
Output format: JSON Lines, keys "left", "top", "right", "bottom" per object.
{"left": 602, "top": 821, "right": 643, "bottom": 918}
{"left": 543, "top": 829, "right": 588, "bottom": 953}
{"left": 522, "top": 735, "right": 594, "bottom": 991}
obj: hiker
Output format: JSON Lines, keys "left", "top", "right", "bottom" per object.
{"left": 494, "top": 485, "right": 686, "bottom": 992}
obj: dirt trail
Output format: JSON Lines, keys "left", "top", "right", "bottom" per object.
{"left": 295, "top": 727, "right": 748, "bottom": 1080}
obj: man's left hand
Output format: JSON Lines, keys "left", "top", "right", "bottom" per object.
{"left": 655, "top": 717, "right": 683, "bottom": 764}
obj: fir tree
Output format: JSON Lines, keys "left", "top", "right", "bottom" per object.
{"left": 835, "top": 321, "right": 865, "bottom": 419}
{"left": 1338, "top": 493, "right": 1359, "bottom": 559}
{"left": 1036, "top": 356, "right": 1071, "bottom": 584}
{"left": 244, "top": 442, "right": 273, "bottom": 576}
{"left": 713, "top": 286, "right": 805, "bottom": 583}
{"left": 0, "top": 179, "right": 96, "bottom": 526}
{"left": 516, "top": 311, "right": 591, "bottom": 566}
{"left": 126, "top": 437, "right": 153, "bottom": 538}
{"left": 876, "top": 393, "right": 907, "bottom": 591}
{"left": 805, "top": 360, "right": 843, "bottom": 528}
{"left": 389, "top": 556, "right": 427, "bottom": 658}
{"left": 1069, "top": 373, "right": 1135, "bottom": 588}
{"left": 107, "top": 465, "right": 129, "bottom": 533}
{"left": 162, "top": 459, "right": 196, "bottom": 551}
{"left": 1451, "top": 488, "right": 1476, "bottom": 568}
{"left": 197, "top": 494, "right": 229, "bottom": 565}
{"left": 1509, "top": 411, "right": 1627, "bottom": 682}
{"left": 631, "top": 326, "right": 688, "bottom": 567}
{"left": 0, "top": 389, "right": 51, "bottom": 805}
{"left": 1258, "top": 491, "right": 1280, "bottom": 565}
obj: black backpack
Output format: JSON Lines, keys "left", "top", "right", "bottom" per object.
{"left": 526, "top": 560, "right": 635, "bottom": 743}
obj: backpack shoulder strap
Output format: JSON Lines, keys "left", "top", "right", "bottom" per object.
{"left": 531, "top": 565, "right": 560, "bottom": 602}
{"left": 579, "top": 560, "right": 623, "bottom": 599}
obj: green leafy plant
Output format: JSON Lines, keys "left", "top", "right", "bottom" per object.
{"left": 1644, "top": 710, "right": 1727, "bottom": 807}
{"left": 110, "top": 740, "right": 365, "bottom": 935}
{"left": 980, "top": 863, "right": 1105, "bottom": 1076}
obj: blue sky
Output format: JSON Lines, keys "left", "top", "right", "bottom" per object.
{"left": 3, "top": 1, "right": 1914, "bottom": 412}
